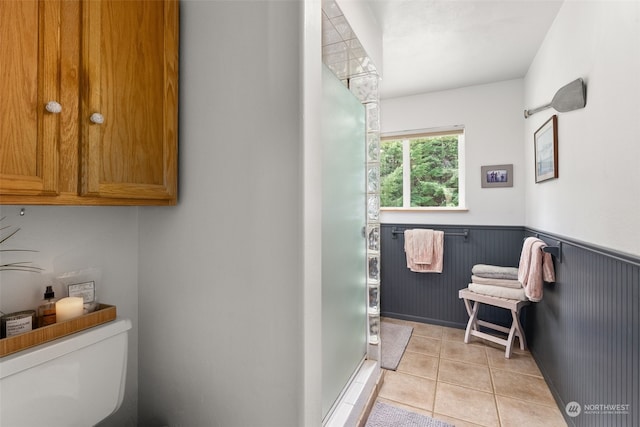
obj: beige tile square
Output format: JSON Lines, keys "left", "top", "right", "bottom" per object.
{"left": 442, "top": 328, "right": 472, "bottom": 343}
{"left": 492, "top": 369, "right": 557, "bottom": 406}
{"left": 486, "top": 346, "right": 542, "bottom": 377}
{"left": 378, "top": 371, "right": 436, "bottom": 411}
{"left": 433, "top": 413, "right": 486, "bottom": 427}
{"left": 483, "top": 336, "right": 528, "bottom": 355}
{"left": 397, "top": 351, "right": 439, "bottom": 379}
{"left": 496, "top": 395, "right": 568, "bottom": 427}
{"left": 406, "top": 335, "right": 441, "bottom": 357}
{"left": 433, "top": 382, "right": 499, "bottom": 427}
{"left": 440, "top": 339, "right": 488, "bottom": 365}
{"left": 438, "top": 358, "right": 493, "bottom": 393}
{"left": 409, "top": 321, "right": 444, "bottom": 339}
{"left": 442, "top": 326, "right": 486, "bottom": 345}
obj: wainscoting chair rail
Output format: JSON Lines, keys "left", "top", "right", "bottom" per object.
{"left": 391, "top": 227, "right": 469, "bottom": 240}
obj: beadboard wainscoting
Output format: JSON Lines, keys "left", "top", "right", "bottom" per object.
{"left": 524, "top": 228, "right": 640, "bottom": 427}
{"left": 380, "top": 224, "right": 640, "bottom": 427}
{"left": 380, "top": 224, "right": 525, "bottom": 329}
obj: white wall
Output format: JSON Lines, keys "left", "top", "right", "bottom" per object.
{"left": 524, "top": 0, "right": 640, "bottom": 256}
{"left": 0, "top": 205, "right": 139, "bottom": 427}
{"left": 302, "top": 0, "right": 323, "bottom": 425}
{"left": 137, "top": 1, "right": 305, "bottom": 426}
{"left": 380, "top": 79, "right": 525, "bottom": 226}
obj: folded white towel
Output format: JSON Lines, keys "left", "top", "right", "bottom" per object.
{"left": 468, "top": 283, "right": 528, "bottom": 301}
{"left": 471, "top": 264, "right": 519, "bottom": 280}
{"left": 471, "top": 275, "right": 522, "bottom": 289}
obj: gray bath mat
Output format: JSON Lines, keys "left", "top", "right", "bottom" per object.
{"left": 380, "top": 320, "right": 413, "bottom": 370}
{"left": 365, "top": 401, "right": 455, "bottom": 427}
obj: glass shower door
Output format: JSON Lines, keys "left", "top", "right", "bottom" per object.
{"left": 321, "top": 65, "right": 367, "bottom": 419}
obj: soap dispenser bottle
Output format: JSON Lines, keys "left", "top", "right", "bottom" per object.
{"left": 38, "top": 285, "right": 57, "bottom": 327}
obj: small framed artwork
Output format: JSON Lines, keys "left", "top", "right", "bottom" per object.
{"left": 534, "top": 115, "right": 558, "bottom": 183}
{"left": 481, "top": 164, "right": 513, "bottom": 188}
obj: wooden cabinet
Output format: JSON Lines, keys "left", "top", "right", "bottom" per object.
{"left": 0, "top": 0, "right": 60, "bottom": 197}
{"left": 0, "top": 0, "right": 178, "bottom": 205}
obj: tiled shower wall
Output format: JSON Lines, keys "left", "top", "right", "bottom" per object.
{"left": 322, "top": 0, "right": 377, "bottom": 82}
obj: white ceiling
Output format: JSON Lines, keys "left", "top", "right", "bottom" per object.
{"left": 367, "top": 0, "right": 565, "bottom": 99}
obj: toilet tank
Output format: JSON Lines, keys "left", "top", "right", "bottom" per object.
{"left": 0, "top": 318, "right": 132, "bottom": 427}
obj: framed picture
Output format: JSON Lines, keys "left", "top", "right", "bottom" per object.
{"left": 481, "top": 164, "right": 513, "bottom": 188}
{"left": 534, "top": 115, "right": 558, "bottom": 183}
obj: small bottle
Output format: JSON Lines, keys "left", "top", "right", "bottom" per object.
{"left": 38, "top": 285, "right": 57, "bottom": 327}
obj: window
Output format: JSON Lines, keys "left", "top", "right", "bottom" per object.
{"left": 380, "top": 127, "right": 465, "bottom": 208}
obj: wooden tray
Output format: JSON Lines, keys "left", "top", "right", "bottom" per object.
{"left": 0, "top": 304, "right": 116, "bottom": 358}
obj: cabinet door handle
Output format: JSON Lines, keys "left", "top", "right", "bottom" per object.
{"left": 90, "top": 113, "right": 105, "bottom": 124}
{"left": 45, "top": 101, "right": 62, "bottom": 114}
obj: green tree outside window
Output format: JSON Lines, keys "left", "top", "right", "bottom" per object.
{"left": 380, "top": 133, "right": 460, "bottom": 208}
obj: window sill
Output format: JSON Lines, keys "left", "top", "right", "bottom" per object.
{"left": 380, "top": 207, "right": 469, "bottom": 213}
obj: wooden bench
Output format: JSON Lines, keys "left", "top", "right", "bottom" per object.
{"left": 458, "top": 288, "right": 530, "bottom": 358}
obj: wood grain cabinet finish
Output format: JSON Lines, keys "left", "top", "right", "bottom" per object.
{"left": 0, "top": 0, "right": 178, "bottom": 205}
{"left": 0, "top": 0, "right": 60, "bottom": 197}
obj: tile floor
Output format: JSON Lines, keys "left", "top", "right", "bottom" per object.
{"left": 371, "top": 317, "right": 568, "bottom": 427}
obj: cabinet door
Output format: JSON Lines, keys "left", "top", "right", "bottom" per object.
{"left": 80, "top": 0, "right": 178, "bottom": 202}
{"left": 0, "top": 0, "right": 60, "bottom": 196}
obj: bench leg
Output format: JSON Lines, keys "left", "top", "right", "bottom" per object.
{"left": 505, "top": 308, "right": 527, "bottom": 358}
{"left": 462, "top": 298, "right": 479, "bottom": 331}
{"left": 460, "top": 290, "right": 530, "bottom": 359}
{"left": 464, "top": 300, "right": 480, "bottom": 344}
{"left": 512, "top": 308, "right": 527, "bottom": 351}
{"left": 506, "top": 323, "right": 516, "bottom": 358}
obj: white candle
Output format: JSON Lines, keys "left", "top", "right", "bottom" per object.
{"left": 56, "top": 297, "right": 84, "bottom": 322}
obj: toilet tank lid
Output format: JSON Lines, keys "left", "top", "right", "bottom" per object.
{"left": 0, "top": 318, "right": 131, "bottom": 379}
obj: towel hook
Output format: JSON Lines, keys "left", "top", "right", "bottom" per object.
{"left": 542, "top": 243, "right": 562, "bottom": 263}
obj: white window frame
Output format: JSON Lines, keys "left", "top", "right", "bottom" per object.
{"left": 380, "top": 125, "right": 466, "bottom": 211}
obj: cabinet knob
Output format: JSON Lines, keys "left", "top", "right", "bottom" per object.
{"left": 45, "top": 101, "right": 62, "bottom": 114}
{"left": 90, "top": 113, "right": 105, "bottom": 124}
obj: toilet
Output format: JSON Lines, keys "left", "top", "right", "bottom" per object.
{"left": 0, "top": 318, "right": 131, "bottom": 427}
